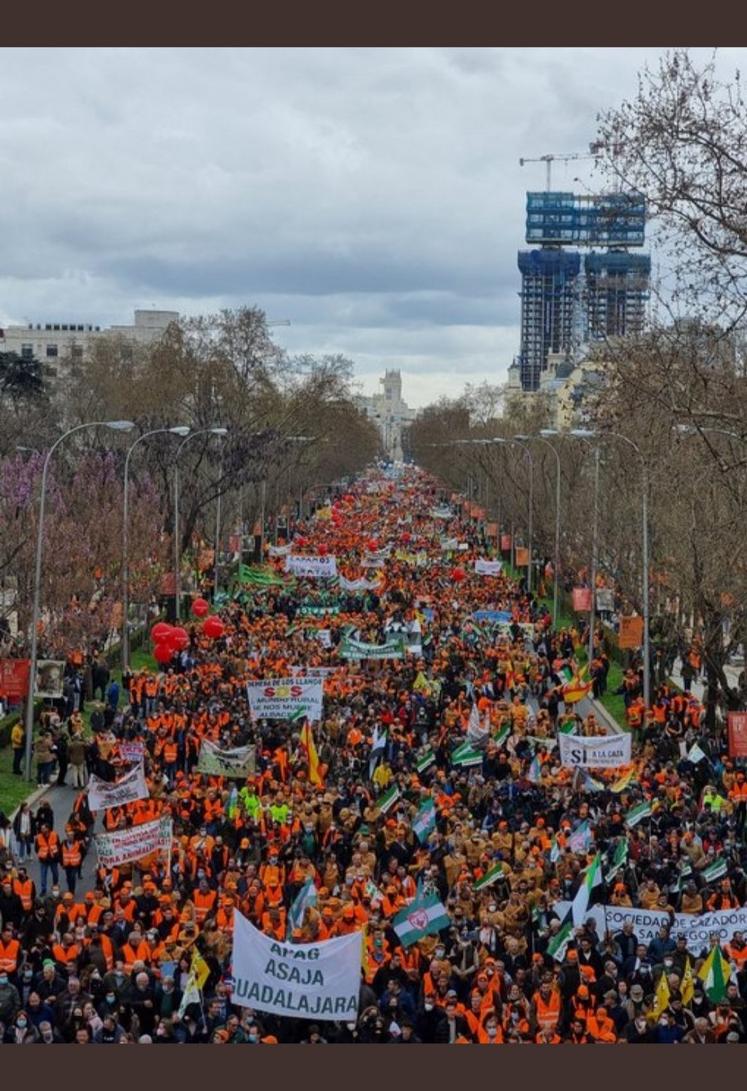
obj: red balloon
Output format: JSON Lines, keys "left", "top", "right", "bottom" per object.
{"left": 401, "top": 531, "right": 412, "bottom": 543}
{"left": 295, "top": 536, "right": 307, "bottom": 548}
{"left": 367, "top": 539, "right": 378, "bottom": 551}
{"left": 203, "top": 616, "right": 225, "bottom": 639}
{"left": 191, "top": 597, "right": 210, "bottom": 618}
{"left": 151, "top": 621, "right": 172, "bottom": 644}
{"left": 170, "top": 626, "right": 190, "bottom": 651}
{"left": 451, "top": 567, "right": 466, "bottom": 582}
{"left": 153, "top": 642, "right": 173, "bottom": 665}
{"left": 318, "top": 543, "right": 328, "bottom": 556}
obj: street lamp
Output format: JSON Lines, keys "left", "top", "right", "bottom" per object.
{"left": 174, "top": 428, "right": 228, "bottom": 621}
{"left": 573, "top": 428, "right": 651, "bottom": 713}
{"left": 568, "top": 429, "right": 601, "bottom": 668}
{"left": 511, "top": 436, "right": 535, "bottom": 593}
{"left": 122, "top": 426, "right": 190, "bottom": 672}
{"left": 528, "top": 429, "right": 563, "bottom": 627}
{"left": 24, "top": 420, "right": 135, "bottom": 780}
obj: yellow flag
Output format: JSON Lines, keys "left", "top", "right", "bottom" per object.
{"left": 191, "top": 949, "right": 210, "bottom": 992}
{"left": 651, "top": 972, "right": 671, "bottom": 1020}
{"left": 300, "top": 721, "right": 322, "bottom": 786}
{"left": 681, "top": 959, "right": 694, "bottom": 1006}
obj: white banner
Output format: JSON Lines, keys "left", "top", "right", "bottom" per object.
{"left": 94, "top": 816, "right": 172, "bottom": 868}
{"left": 475, "top": 559, "right": 503, "bottom": 576}
{"left": 119, "top": 742, "right": 146, "bottom": 764}
{"left": 554, "top": 901, "right": 747, "bottom": 953}
{"left": 247, "top": 678, "right": 324, "bottom": 721}
{"left": 268, "top": 544, "right": 291, "bottom": 557}
{"left": 558, "top": 732, "right": 632, "bottom": 768}
{"left": 231, "top": 910, "right": 361, "bottom": 1021}
{"left": 339, "top": 575, "right": 382, "bottom": 591}
{"left": 35, "top": 659, "right": 65, "bottom": 698}
{"left": 285, "top": 555, "right": 338, "bottom": 579}
{"left": 196, "top": 739, "right": 256, "bottom": 778}
{"left": 87, "top": 763, "right": 149, "bottom": 811}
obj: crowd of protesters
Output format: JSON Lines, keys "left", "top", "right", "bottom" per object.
{"left": 0, "top": 464, "right": 746, "bottom": 1045}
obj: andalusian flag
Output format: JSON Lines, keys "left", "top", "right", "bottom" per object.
{"left": 558, "top": 717, "right": 576, "bottom": 735}
{"left": 299, "top": 721, "right": 322, "bottom": 786}
{"left": 413, "top": 798, "right": 436, "bottom": 844}
{"left": 527, "top": 754, "right": 542, "bottom": 784}
{"left": 473, "top": 862, "right": 505, "bottom": 891}
{"left": 571, "top": 853, "right": 602, "bottom": 927}
{"left": 416, "top": 750, "right": 436, "bottom": 774}
{"left": 451, "top": 740, "right": 483, "bottom": 768}
{"left": 625, "top": 800, "right": 652, "bottom": 828}
{"left": 606, "top": 839, "right": 628, "bottom": 882}
{"left": 697, "top": 946, "right": 733, "bottom": 1003}
{"left": 287, "top": 877, "right": 318, "bottom": 938}
{"left": 547, "top": 910, "right": 574, "bottom": 963}
{"left": 651, "top": 972, "right": 671, "bottom": 1019}
{"left": 549, "top": 836, "right": 561, "bottom": 864}
{"left": 568, "top": 820, "right": 592, "bottom": 853}
{"left": 364, "top": 879, "right": 384, "bottom": 906}
{"left": 702, "top": 857, "right": 728, "bottom": 883}
{"left": 493, "top": 724, "right": 510, "bottom": 747}
{"left": 563, "top": 667, "right": 593, "bottom": 704}
{"left": 238, "top": 564, "right": 288, "bottom": 587}
{"left": 581, "top": 770, "right": 605, "bottom": 792}
{"left": 611, "top": 767, "right": 637, "bottom": 794}
{"left": 377, "top": 784, "right": 401, "bottom": 814}
{"left": 393, "top": 888, "right": 450, "bottom": 947}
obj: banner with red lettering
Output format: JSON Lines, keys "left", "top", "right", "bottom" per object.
{"left": 0, "top": 659, "right": 30, "bottom": 700}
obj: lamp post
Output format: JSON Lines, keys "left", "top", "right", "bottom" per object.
{"left": 174, "top": 428, "right": 228, "bottom": 621}
{"left": 500, "top": 436, "right": 534, "bottom": 592}
{"left": 24, "top": 419, "right": 135, "bottom": 780}
{"left": 568, "top": 430, "right": 601, "bottom": 667}
{"left": 529, "top": 429, "right": 563, "bottom": 628}
{"left": 574, "top": 428, "right": 650, "bottom": 712}
{"left": 122, "top": 426, "right": 190, "bottom": 671}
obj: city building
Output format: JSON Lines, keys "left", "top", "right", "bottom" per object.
{"left": 516, "top": 189, "right": 650, "bottom": 392}
{"left": 0, "top": 309, "right": 179, "bottom": 373}
{"left": 354, "top": 369, "right": 416, "bottom": 461}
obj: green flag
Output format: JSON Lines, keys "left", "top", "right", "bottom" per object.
{"left": 606, "top": 839, "right": 628, "bottom": 882}
{"left": 416, "top": 750, "right": 436, "bottom": 774}
{"left": 697, "top": 946, "right": 732, "bottom": 1003}
{"left": 625, "top": 800, "right": 652, "bottom": 828}
{"left": 547, "top": 911, "right": 575, "bottom": 963}
{"left": 473, "top": 862, "right": 505, "bottom": 891}
{"left": 377, "top": 785, "right": 401, "bottom": 815}
{"left": 393, "top": 889, "right": 450, "bottom": 947}
{"left": 451, "top": 741, "right": 483, "bottom": 768}
{"left": 571, "top": 853, "right": 602, "bottom": 927}
{"left": 702, "top": 857, "right": 728, "bottom": 884}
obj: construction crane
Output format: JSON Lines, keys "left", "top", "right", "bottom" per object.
{"left": 519, "top": 151, "right": 601, "bottom": 191}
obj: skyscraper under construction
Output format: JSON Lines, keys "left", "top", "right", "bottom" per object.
{"left": 515, "top": 189, "right": 650, "bottom": 392}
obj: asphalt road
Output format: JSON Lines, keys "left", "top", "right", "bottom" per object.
{"left": 13, "top": 778, "right": 101, "bottom": 896}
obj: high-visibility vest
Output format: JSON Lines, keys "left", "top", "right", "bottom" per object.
{"left": 193, "top": 889, "right": 217, "bottom": 922}
{"left": 0, "top": 938, "right": 20, "bottom": 973}
{"left": 52, "top": 943, "right": 80, "bottom": 965}
{"left": 13, "top": 878, "right": 34, "bottom": 911}
{"left": 534, "top": 990, "right": 561, "bottom": 1031}
{"left": 62, "top": 843, "right": 82, "bottom": 868}
{"left": 35, "top": 831, "right": 60, "bottom": 860}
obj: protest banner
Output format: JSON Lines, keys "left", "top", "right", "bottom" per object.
{"left": 595, "top": 588, "right": 616, "bottom": 612}
{"left": 231, "top": 910, "right": 360, "bottom": 1020}
{"left": 572, "top": 587, "right": 593, "bottom": 612}
{"left": 554, "top": 901, "right": 747, "bottom": 952}
{"left": 247, "top": 679, "right": 324, "bottom": 722}
{"left": 500, "top": 533, "right": 511, "bottom": 552}
{"left": 196, "top": 739, "right": 257, "bottom": 777}
{"left": 35, "top": 660, "right": 65, "bottom": 699}
{"left": 0, "top": 659, "right": 30, "bottom": 701}
{"left": 87, "top": 764, "right": 149, "bottom": 811}
{"left": 338, "top": 576, "right": 382, "bottom": 591}
{"left": 728, "top": 712, "right": 747, "bottom": 758}
{"left": 285, "top": 555, "right": 338, "bottom": 579}
{"left": 475, "top": 558, "right": 503, "bottom": 576}
{"left": 94, "top": 816, "right": 173, "bottom": 868}
{"left": 339, "top": 635, "right": 406, "bottom": 660}
{"left": 618, "top": 615, "right": 644, "bottom": 649}
{"left": 119, "top": 741, "right": 146, "bottom": 764}
{"left": 515, "top": 546, "right": 529, "bottom": 567}
{"left": 558, "top": 732, "right": 632, "bottom": 768}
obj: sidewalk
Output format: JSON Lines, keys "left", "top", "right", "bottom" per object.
{"left": 669, "top": 656, "right": 743, "bottom": 703}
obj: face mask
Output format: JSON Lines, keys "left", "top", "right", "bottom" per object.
{"left": 346, "top": 1022, "right": 357, "bottom": 1031}
{"left": 487, "top": 1027, "right": 497, "bottom": 1038}
{"left": 0, "top": 976, "right": 8, "bottom": 986}
{"left": 424, "top": 1002, "right": 434, "bottom": 1012}
{"left": 106, "top": 995, "right": 116, "bottom": 1004}
{"left": 248, "top": 1033, "right": 258, "bottom": 1043}
{"left": 17, "top": 1019, "right": 27, "bottom": 1029}
{"left": 23, "top": 969, "right": 33, "bottom": 980}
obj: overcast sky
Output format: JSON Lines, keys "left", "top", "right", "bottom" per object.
{"left": 0, "top": 47, "right": 742, "bottom": 408}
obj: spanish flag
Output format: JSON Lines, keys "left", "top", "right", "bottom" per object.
{"left": 610, "top": 766, "right": 637, "bottom": 794}
{"left": 562, "top": 665, "right": 593, "bottom": 704}
{"left": 299, "top": 721, "right": 323, "bottom": 786}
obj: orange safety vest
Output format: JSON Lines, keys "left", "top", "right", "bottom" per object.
{"left": 52, "top": 943, "right": 80, "bottom": 965}
{"left": 193, "top": 889, "right": 218, "bottom": 922}
{"left": 0, "top": 938, "right": 20, "bottom": 973}
{"left": 35, "top": 831, "right": 60, "bottom": 860}
{"left": 533, "top": 990, "right": 561, "bottom": 1031}
{"left": 13, "top": 878, "right": 34, "bottom": 912}
{"left": 62, "top": 843, "right": 82, "bottom": 868}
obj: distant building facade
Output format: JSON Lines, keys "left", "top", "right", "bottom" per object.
{"left": 0, "top": 309, "right": 179, "bottom": 373}
{"left": 354, "top": 370, "right": 416, "bottom": 461}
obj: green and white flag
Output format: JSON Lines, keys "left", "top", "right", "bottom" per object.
{"left": 527, "top": 754, "right": 542, "bottom": 784}
{"left": 416, "top": 749, "right": 436, "bottom": 773}
{"left": 365, "top": 879, "right": 384, "bottom": 906}
{"left": 571, "top": 853, "right": 602, "bottom": 927}
{"left": 547, "top": 911, "right": 575, "bottom": 963}
{"left": 473, "top": 862, "right": 505, "bottom": 891}
{"left": 702, "top": 857, "right": 728, "bottom": 884}
{"left": 697, "top": 946, "right": 733, "bottom": 1003}
{"left": 393, "top": 888, "right": 450, "bottom": 947}
{"left": 492, "top": 724, "right": 510, "bottom": 747}
{"left": 549, "top": 836, "right": 561, "bottom": 864}
{"left": 377, "top": 785, "right": 401, "bottom": 814}
{"left": 369, "top": 725, "right": 388, "bottom": 779}
{"left": 451, "top": 740, "right": 483, "bottom": 768}
{"left": 688, "top": 742, "right": 707, "bottom": 764}
{"left": 625, "top": 800, "right": 652, "bottom": 828}
{"left": 287, "top": 877, "right": 318, "bottom": 938}
{"left": 413, "top": 798, "right": 436, "bottom": 844}
{"left": 606, "top": 839, "right": 628, "bottom": 882}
